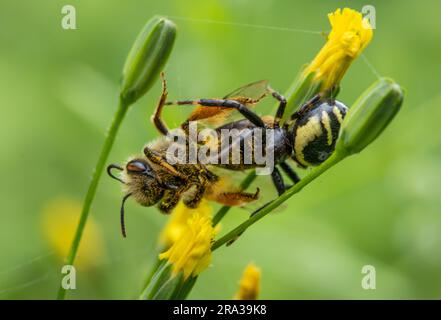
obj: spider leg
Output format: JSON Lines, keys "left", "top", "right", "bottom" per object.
{"left": 280, "top": 161, "right": 301, "bottom": 184}
{"left": 271, "top": 166, "right": 286, "bottom": 196}
{"left": 166, "top": 98, "right": 266, "bottom": 128}
{"left": 267, "top": 86, "right": 287, "bottom": 127}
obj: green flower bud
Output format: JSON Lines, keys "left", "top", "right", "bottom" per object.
{"left": 337, "top": 77, "right": 404, "bottom": 156}
{"left": 120, "top": 16, "right": 177, "bottom": 105}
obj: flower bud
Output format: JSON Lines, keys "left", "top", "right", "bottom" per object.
{"left": 234, "top": 263, "right": 261, "bottom": 300}
{"left": 337, "top": 78, "right": 404, "bottom": 156}
{"left": 120, "top": 16, "right": 177, "bottom": 105}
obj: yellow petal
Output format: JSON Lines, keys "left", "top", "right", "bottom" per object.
{"left": 159, "top": 199, "right": 212, "bottom": 247}
{"left": 234, "top": 263, "right": 261, "bottom": 300}
{"left": 159, "top": 212, "right": 215, "bottom": 279}
{"left": 304, "top": 8, "right": 373, "bottom": 91}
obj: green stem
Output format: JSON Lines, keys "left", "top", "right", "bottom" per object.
{"left": 57, "top": 98, "right": 129, "bottom": 300}
{"left": 212, "top": 152, "right": 345, "bottom": 251}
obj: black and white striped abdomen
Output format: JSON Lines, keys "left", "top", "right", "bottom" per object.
{"left": 292, "top": 100, "right": 348, "bottom": 167}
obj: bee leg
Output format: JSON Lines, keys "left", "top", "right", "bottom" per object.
{"left": 202, "top": 167, "right": 219, "bottom": 182}
{"left": 271, "top": 167, "right": 287, "bottom": 196}
{"left": 151, "top": 72, "right": 170, "bottom": 136}
{"left": 267, "top": 86, "right": 287, "bottom": 127}
{"left": 183, "top": 183, "right": 206, "bottom": 209}
{"left": 215, "top": 188, "right": 260, "bottom": 206}
{"left": 143, "top": 146, "right": 187, "bottom": 180}
{"left": 157, "top": 189, "right": 182, "bottom": 214}
{"left": 280, "top": 161, "right": 301, "bottom": 185}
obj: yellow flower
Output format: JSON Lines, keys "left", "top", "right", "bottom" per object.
{"left": 304, "top": 8, "right": 373, "bottom": 91}
{"left": 159, "top": 199, "right": 212, "bottom": 247}
{"left": 159, "top": 212, "right": 215, "bottom": 279}
{"left": 41, "top": 197, "right": 104, "bottom": 269}
{"left": 234, "top": 263, "right": 261, "bottom": 300}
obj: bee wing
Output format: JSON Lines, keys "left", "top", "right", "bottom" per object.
{"left": 186, "top": 80, "right": 270, "bottom": 127}
{"left": 222, "top": 79, "right": 269, "bottom": 101}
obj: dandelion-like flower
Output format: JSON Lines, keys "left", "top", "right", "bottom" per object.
{"left": 41, "top": 197, "right": 104, "bottom": 269}
{"left": 234, "top": 263, "right": 261, "bottom": 300}
{"left": 304, "top": 8, "right": 373, "bottom": 91}
{"left": 159, "top": 212, "right": 215, "bottom": 279}
{"left": 159, "top": 199, "right": 212, "bottom": 248}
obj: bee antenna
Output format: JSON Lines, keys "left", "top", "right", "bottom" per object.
{"left": 120, "top": 193, "right": 132, "bottom": 238}
{"left": 107, "top": 164, "right": 125, "bottom": 184}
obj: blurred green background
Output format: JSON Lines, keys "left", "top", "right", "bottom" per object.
{"left": 1, "top": 0, "right": 441, "bottom": 299}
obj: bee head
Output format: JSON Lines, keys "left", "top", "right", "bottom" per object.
{"left": 107, "top": 158, "right": 165, "bottom": 237}
{"left": 125, "top": 159, "right": 155, "bottom": 178}
{"left": 122, "top": 158, "right": 165, "bottom": 207}
{"left": 290, "top": 100, "right": 348, "bottom": 167}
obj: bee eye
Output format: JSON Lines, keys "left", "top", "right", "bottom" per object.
{"left": 126, "top": 161, "right": 147, "bottom": 173}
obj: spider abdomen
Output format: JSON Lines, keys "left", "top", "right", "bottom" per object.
{"left": 292, "top": 100, "right": 348, "bottom": 167}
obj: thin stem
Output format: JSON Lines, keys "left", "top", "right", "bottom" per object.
{"left": 57, "top": 98, "right": 129, "bottom": 300}
{"left": 212, "top": 152, "right": 345, "bottom": 251}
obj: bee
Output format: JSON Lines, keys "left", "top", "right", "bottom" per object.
{"left": 155, "top": 73, "right": 348, "bottom": 196}
{"left": 107, "top": 134, "right": 259, "bottom": 237}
